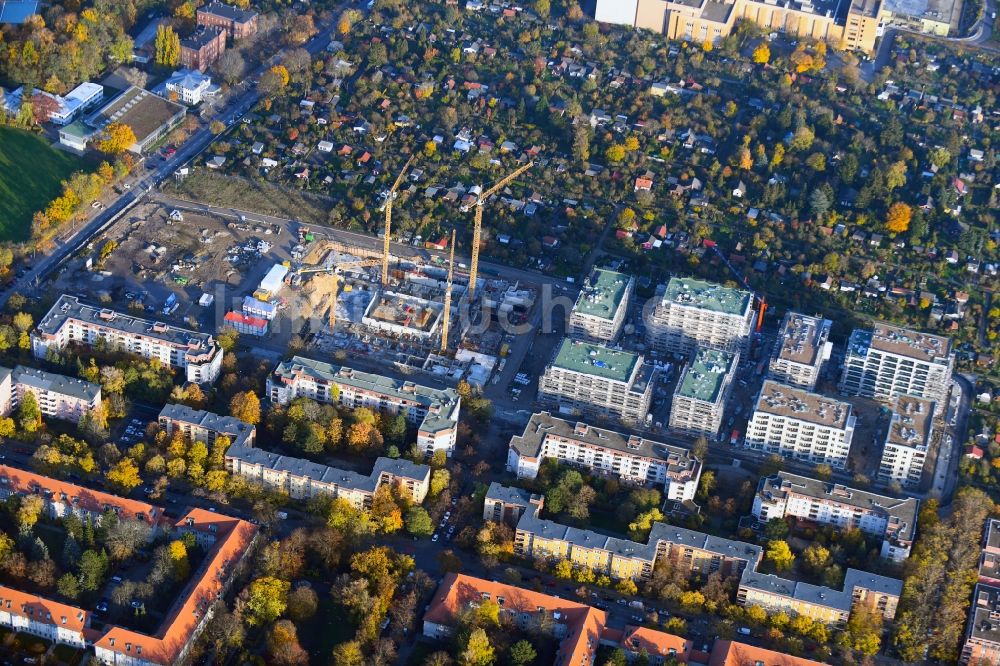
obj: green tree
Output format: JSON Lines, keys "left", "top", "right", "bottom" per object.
{"left": 154, "top": 25, "right": 180, "bottom": 67}
{"left": 509, "top": 639, "right": 537, "bottom": 666}
{"left": 405, "top": 507, "right": 434, "bottom": 537}
{"left": 78, "top": 550, "right": 108, "bottom": 591}
{"left": 18, "top": 391, "right": 41, "bottom": 433}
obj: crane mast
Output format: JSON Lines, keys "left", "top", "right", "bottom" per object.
{"left": 467, "top": 161, "right": 533, "bottom": 300}
{"left": 382, "top": 155, "right": 415, "bottom": 286}
{"left": 440, "top": 229, "right": 456, "bottom": 353}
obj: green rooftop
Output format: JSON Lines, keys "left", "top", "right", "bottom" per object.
{"left": 663, "top": 277, "right": 752, "bottom": 316}
{"left": 573, "top": 268, "right": 631, "bottom": 320}
{"left": 676, "top": 348, "right": 736, "bottom": 403}
{"left": 551, "top": 338, "right": 639, "bottom": 383}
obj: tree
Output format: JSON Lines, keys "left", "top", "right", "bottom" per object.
{"left": 616, "top": 578, "right": 638, "bottom": 596}
{"left": 886, "top": 202, "right": 912, "bottom": 234}
{"left": 230, "top": 391, "right": 261, "bottom": 424}
{"left": 368, "top": 41, "right": 388, "bottom": 68}
{"left": 105, "top": 520, "right": 150, "bottom": 561}
{"left": 459, "top": 627, "right": 495, "bottom": 666}
{"left": 107, "top": 459, "right": 142, "bottom": 493}
{"left": 691, "top": 437, "right": 709, "bottom": 461}
{"left": 216, "top": 50, "right": 247, "bottom": 85}
{"left": 18, "top": 391, "right": 41, "bottom": 434}
{"left": 210, "top": 120, "right": 226, "bottom": 134}
{"left": 258, "top": 69, "right": 286, "bottom": 97}
{"left": 154, "top": 25, "right": 180, "bottom": 67}
{"left": 752, "top": 42, "right": 770, "bottom": 64}
{"left": 286, "top": 586, "right": 318, "bottom": 621}
{"left": 17, "top": 494, "right": 44, "bottom": 532}
{"left": 430, "top": 469, "right": 451, "bottom": 496}
{"left": 331, "top": 640, "right": 365, "bottom": 666}
{"left": 802, "top": 543, "right": 831, "bottom": 573}
{"left": 766, "top": 540, "right": 794, "bottom": 571}
{"left": 97, "top": 123, "right": 136, "bottom": 155}
{"left": 405, "top": 507, "right": 434, "bottom": 537}
{"left": 509, "top": 640, "right": 537, "bottom": 665}
{"left": 809, "top": 189, "right": 831, "bottom": 219}
{"left": 78, "top": 550, "right": 108, "bottom": 591}
{"left": 554, "top": 559, "right": 574, "bottom": 579}
{"left": 604, "top": 145, "right": 626, "bottom": 162}
{"left": 217, "top": 327, "right": 239, "bottom": 352}
{"left": 245, "top": 576, "right": 290, "bottom": 626}
{"left": 57, "top": 572, "right": 80, "bottom": 599}
{"left": 169, "top": 540, "right": 190, "bottom": 581}
{"left": 267, "top": 620, "right": 308, "bottom": 666}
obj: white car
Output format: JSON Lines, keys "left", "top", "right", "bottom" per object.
{"left": 431, "top": 534, "right": 439, "bottom": 542}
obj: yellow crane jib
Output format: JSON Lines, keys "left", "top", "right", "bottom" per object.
{"left": 467, "top": 161, "right": 533, "bottom": 300}
{"left": 382, "top": 154, "right": 416, "bottom": 286}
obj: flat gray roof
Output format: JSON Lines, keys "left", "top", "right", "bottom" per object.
{"left": 485, "top": 481, "right": 539, "bottom": 509}
{"left": 775, "top": 312, "right": 831, "bottom": 367}
{"left": 885, "top": 395, "right": 934, "bottom": 450}
{"left": 11, "top": 365, "right": 100, "bottom": 402}
{"left": 754, "top": 380, "right": 853, "bottom": 429}
{"left": 740, "top": 567, "right": 901, "bottom": 610}
{"left": 966, "top": 584, "right": 1000, "bottom": 645}
{"left": 849, "top": 323, "right": 952, "bottom": 364}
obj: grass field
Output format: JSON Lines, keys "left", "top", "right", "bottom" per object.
{"left": 0, "top": 126, "right": 86, "bottom": 242}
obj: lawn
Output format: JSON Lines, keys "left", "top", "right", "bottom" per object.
{"left": 0, "top": 127, "right": 86, "bottom": 242}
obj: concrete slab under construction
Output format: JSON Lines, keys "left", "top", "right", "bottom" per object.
{"left": 363, "top": 291, "right": 445, "bottom": 340}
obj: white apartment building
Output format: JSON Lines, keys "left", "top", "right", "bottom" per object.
{"left": 31, "top": 295, "right": 224, "bottom": 384}
{"left": 9, "top": 366, "right": 101, "bottom": 424}
{"left": 266, "top": 356, "right": 461, "bottom": 455}
{"left": 839, "top": 323, "right": 953, "bottom": 413}
{"left": 669, "top": 347, "right": 738, "bottom": 439}
{"left": 537, "top": 338, "right": 658, "bottom": 425}
{"left": 878, "top": 395, "right": 935, "bottom": 488}
{"left": 225, "top": 447, "right": 430, "bottom": 505}
{"left": 745, "top": 380, "right": 856, "bottom": 469}
{"left": 644, "top": 277, "right": 755, "bottom": 358}
{"left": 568, "top": 268, "right": 634, "bottom": 343}
{"left": 506, "top": 412, "right": 702, "bottom": 502}
{"left": 753, "top": 472, "right": 918, "bottom": 561}
{"left": 768, "top": 312, "right": 833, "bottom": 391}
{"left": 158, "top": 403, "right": 256, "bottom": 448}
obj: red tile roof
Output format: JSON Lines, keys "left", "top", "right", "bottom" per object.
{"left": 709, "top": 640, "right": 829, "bottom": 666}
{"left": 425, "top": 574, "right": 605, "bottom": 666}
{"left": 0, "top": 465, "right": 159, "bottom": 525}
{"left": 622, "top": 625, "right": 691, "bottom": 660}
{"left": 0, "top": 585, "right": 90, "bottom": 634}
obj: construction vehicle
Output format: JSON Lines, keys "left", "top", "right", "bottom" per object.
{"left": 381, "top": 155, "right": 415, "bottom": 286}
{"left": 440, "top": 229, "right": 456, "bottom": 353}
{"left": 462, "top": 161, "right": 534, "bottom": 299}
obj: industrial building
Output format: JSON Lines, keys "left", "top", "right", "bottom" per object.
{"left": 537, "top": 338, "right": 658, "bottom": 425}
{"left": 506, "top": 412, "right": 702, "bottom": 502}
{"left": 568, "top": 267, "right": 634, "bottom": 343}
{"left": 752, "top": 472, "right": 918, "bottom": 561}
{"left": 644, "top": 277, "right": 755, "bottom": 358}
{"left": 768, "top": 312, "right": 833, "bottom": 392}
{"left": 267, "top": 356, "right": 461, "bottom": 455}
{"left": 745, "top": 380, "right": 856, "bottom": 469}
{"left": 31, "top": 295, "right": 224, "bottom": 384}
{"left": 878, "top": 395, "right": 935, "bottom": 488}
{"left": 839, "top": 322, "right": 953, "bottom": 413}
{"left": 669, "top": 347, "right": 738, "bottom": 439}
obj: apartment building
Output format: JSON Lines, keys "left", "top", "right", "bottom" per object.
{"left": 179, "top": 26, "right": 226, "bottom": 71}
{"left": 197, "top": 1, "right": 259, "bottom": 40}
{"left": 594, "top": 0, "right": 885, "bottom": 56}
{"left": 537, "top": 338, "right": 658, "bottom": 425}
{"left": 32, "top": 295, "right": 224, "bottom": 384}
{"left": 8, "top": 366, "right": 101, "bottom": 424}
{"left": 745, "top": 381, "right": 856, "bottom": 469}
{"left": 568, "top": 267, "right": 634, "bottom": 343}
{"left": 483, "top": 482, "right": 543, "bottom": 526}
{"left": 267, "top": 356, "right": 460, "bottom": 455}
{"left": 506, "top": 412, "right": 702, "bottom": 502}
{"left": 225, "top": 446, "right": 431, "bottom": 505}
{"left": 961, "top": 584, "right": 1000, "bottom": 665}
{"left": 768, "top": 312, "right": 833, "bottom": 391}
{"left": 424, "top": 573, "right": 695, "bottom": 666}
{"left": 644, "top": 277, "right": 754, "bottom": 358}
{"left": 878, "top": 395, "right": 935, "bottom": 488}
{"left": 669, "top": 347, "right": 738, "bottom": 439}
{"left": 158, "top": 403, "right": 256, "bottom": 449}
{"left": 0, "top": 468, "right": 258, "bottom": 666}
{"left": 753, "top": 472, "right": 918, "bottom": 561}
{"left": 980, "top": 520, "right": 1000, "bottom": 585}
{"left": 737, "top": 568, "right": 902, "bottom": 626}
{"left": 839, "top": 322, "right": 954, "bottom": 413}
{"left": 709, "top": 641, "right": 828, "bottom": 666}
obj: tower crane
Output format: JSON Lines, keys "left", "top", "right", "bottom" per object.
{"left": 381, "top": 155, "right": 415, "bottom": 286}
{"left": 440, "top": 229, "right": 456, "bottom": 353}
{"left": 462, "top": 161, "right": 534, "bottom": 300}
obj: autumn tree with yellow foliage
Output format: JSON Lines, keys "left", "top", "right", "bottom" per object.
{"left": 97, "top": 123, "right": 136, "bottom": 155}
{"left": 886, "top": 202, "right": 912, "bottom": 234}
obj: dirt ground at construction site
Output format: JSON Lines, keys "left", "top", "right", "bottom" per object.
{"left": 46, "top": 202, "right": 294, "bottom": 335}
